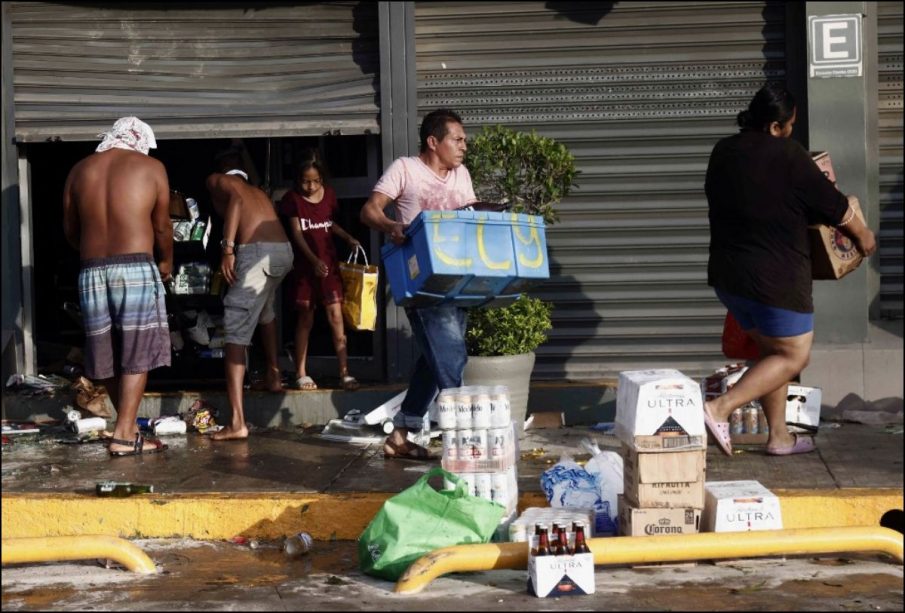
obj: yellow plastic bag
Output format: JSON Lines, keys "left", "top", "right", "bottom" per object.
{"left": 340, "top": 245, "right": 378, "bottom": 331}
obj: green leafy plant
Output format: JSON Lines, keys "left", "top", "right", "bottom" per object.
{"left": 466, "top": 125, "right": 578, "bottom": 225}
{"left": 466, "top": 295, "right": 553, "bottom": 357}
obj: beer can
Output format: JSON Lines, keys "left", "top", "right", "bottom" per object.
{"left": 459, "top": 472, "right": 477, "bottom": 497}
{"left": 472, "top": 392, "right": 492, "bottom": 429}
{"left": 758, "top": 409, "right": 769, "bottom": 434}
{"left": 441, "top": 430, "right": 458, "bottom": 460}
{"left": 437, "top": 393, "right": 457, "bottom": 430}
{"left": 490, "top": 386, "right": 511, "bottom": 428}
{"left": 488, "top": 426, "right": 509, "bottom": 459}
{"left": 457, "top": 428, "right": 474, "bottom": 461}
{"left": 71, "top": 417, "right": 107, "bottom": 434}
{"left": 509, "top": 522, "right": 528, "bottom": 543}
{"left": 475, "top": 473, "right": 493, "bottom": 500}
{"left": 470, "top": 429, "right": 489, "bottom": 461}
{"left": 729, "top": 408, "right": 745, "bottom": 435}
{"left": 743, "top": 406, "right": 759, "bottom": 434}
{"left": 454, "top": 394, "right": 473, "bottom": 429}
{"left": 491, "top": 471, "right": 509, "bottom": 506}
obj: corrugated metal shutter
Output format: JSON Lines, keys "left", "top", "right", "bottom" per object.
{"left": 415, "top": 1, "right": 788, "bottom": 379}
{"left": 877, "top": 1, "right": 903, "bottom": 319}
{"left": 8, "top": 2, "right": 379, "bottom": 141}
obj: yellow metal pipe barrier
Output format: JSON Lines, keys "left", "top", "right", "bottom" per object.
{"left": 2, "top": 535, "right": 157, "bottom": 575}
{"left": 396, "top": 526, "right": 904, "bottom": 594}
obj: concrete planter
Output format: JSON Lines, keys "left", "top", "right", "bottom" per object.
{"left": 462, "top": 351, "right": 536, "bottom": 430}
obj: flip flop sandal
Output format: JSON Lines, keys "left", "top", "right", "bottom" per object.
{"left": 341, "top": 375, "right": 360, "bottom": 391}
{"left": 766, "top": 433, "right": 816, "bottom": 456}
{"left": 108, "top": 432, "right": 167, "bottom": 457}
{"left": 292, "top": 376, "right": 317, "bottom": 391}
{"left": 383, "top": 437, "right": 435, "bottom": 461}
{"left": 703, "top": 405, "right": 733, "bottom": 456}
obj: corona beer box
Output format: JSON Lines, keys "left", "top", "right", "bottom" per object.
{"left": 617, "top": 495, "right": 702, "bottom": 537}
{"left": 615, "top": 369, "right": 707, "bottom": 452}
{"left": 701, "top": 480, "right": 782, "bottom": 533}
{"left": 381, "top": 210, "right": 549, "bottom": 307}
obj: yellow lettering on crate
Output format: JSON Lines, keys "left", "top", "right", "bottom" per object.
{"left": 513, "top": 219, "right": 545, "bottom": 269}
{"left": 476, "top": 221, "right": 512, "bottom": 271}
{"left": 432, "top": 221, "right": 472, "bottom": 268}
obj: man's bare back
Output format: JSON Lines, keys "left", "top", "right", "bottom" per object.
{"left": 63, "top": 148, "right": 173, "bottom": 277}
{"left": 206, "top": 173, "right": 288, "bottom": 246}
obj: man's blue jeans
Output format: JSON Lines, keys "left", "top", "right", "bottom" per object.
{"left": 393, "top": 304, "right": 468, "bottom": 432}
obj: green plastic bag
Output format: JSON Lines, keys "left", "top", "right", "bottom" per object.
{"left": 358, "top": 467, "right": 506, "bottom": 581}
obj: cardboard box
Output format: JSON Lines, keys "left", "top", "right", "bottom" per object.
{"left": 808, "top": 152, "right": 864, "bottom": 280}
{"left": 809, "top": 195, "right": 865, "bottom": 280}
{"left": 618, "top": 495, "right": 702, "bottom": 536}
{"left": 702, "top": 480, "right": 782, "bottom": 533}
{"left": 811, "top": 151, "right": 836, "bottom": 183}
{"left": 786, "top": 385, "right": 822, "bottom": 433}
{"left": 621, "top": 446, "right": 706, "bottom": 483}
{"left": 381, "top": 210, "right": 549, "bottom": 307}
{"left": 622, "top": 446, "right": 706, "bottom": 509}
{"left": 528, "top": 550, "right": 595, "bottom": 598}
{"left": 615, "top": 369, "right": 706, "bottom": 452}
{"left": 623, "top": 469, "right": 705, "bottom": 509}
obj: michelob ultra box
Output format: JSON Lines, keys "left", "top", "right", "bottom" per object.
{"left": 615, "top": 369, "right": 706, "bottom": 452}
{"left": 381, "top": 210, "right": 549, "bottom": 307}
{"left": 528, "top": 550, "right": 595, "bottom": 598}
{"left": 786, "top": 385, "right": 822, "bottom": 433}
{"left": 702, "top": 480, "right": 782, "bottom": 533}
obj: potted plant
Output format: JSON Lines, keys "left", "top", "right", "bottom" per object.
{"left": 462, "top": 126, "right": 578, "bottom": 427}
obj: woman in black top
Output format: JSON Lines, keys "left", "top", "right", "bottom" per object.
{"left": 703, "top": 83, "right": 876, "bottom": 456}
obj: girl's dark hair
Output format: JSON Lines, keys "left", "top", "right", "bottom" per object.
{"left": 298, "top": 148, "right": 329, "bottom": 184}
{"left": 737, "top": 83, "right": 796, "bottom": 132}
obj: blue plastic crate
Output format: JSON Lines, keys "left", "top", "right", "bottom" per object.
{"left": 381, "top": 210, "right": 549, "bottom": 307}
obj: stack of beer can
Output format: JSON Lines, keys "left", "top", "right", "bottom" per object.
{"left": 438, "top": 385, "right": 519, "bottom": 523}
{"left": 507, "top": 506, "right": 595, "bottom": 543}
{"left": 701, "top": 364, "right": 768, "bottom": 444}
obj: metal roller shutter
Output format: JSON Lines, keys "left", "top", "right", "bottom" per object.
{"left": 877, "top": 1, "right": 903, "bottom": 320}
{"left": 8, "top": 2, "right": 379, "bottom": 141}
{"left": 415, "top": 1, "right": 788, "bottom": 379}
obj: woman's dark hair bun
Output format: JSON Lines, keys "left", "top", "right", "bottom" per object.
{"left": 736, "top": 110, "right": 753, "bottom": 128}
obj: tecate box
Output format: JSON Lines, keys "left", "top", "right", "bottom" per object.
{"left": 786, "top": 385, "right": 822, "bottom": 433}
{"left": 702, "top": 480, "right": 782, "bottom": 533}
{"left": 617, "top": 495, "right": 702, "bottom": 537}
{"left": 380, "top": 210, "right": 549, "bottom": 307}
{"left": 615, "top": 369, "right": 706, "bottom": 452}
{"left": 528, "top": 551, "right": 595, "bottom": 598}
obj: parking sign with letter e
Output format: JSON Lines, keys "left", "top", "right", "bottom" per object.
{"left": 808, "top": 14, "right": 862, "bottom": 78}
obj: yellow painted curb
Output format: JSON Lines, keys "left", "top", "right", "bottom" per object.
{"left": 2, "top": 489, "right": 901, "bottom": 540}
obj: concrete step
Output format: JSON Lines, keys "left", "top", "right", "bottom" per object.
{"left": 2, "top": 380, "right": 619, "bottom": 427}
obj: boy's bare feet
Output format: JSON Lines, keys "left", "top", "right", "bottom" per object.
{"left": 211, "top": 425, "right": 249, "bottom": 441}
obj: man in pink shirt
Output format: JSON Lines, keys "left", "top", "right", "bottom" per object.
{"left": 361, "top": 109, "right": 476, "bottom": 460}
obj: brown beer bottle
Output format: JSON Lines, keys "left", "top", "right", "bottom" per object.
{"left": 573, "top": 521, "right": 591, "bottom": 554}
{"left": 558, "top": 526, "right": 571, "bottom": 555}
{"left": 535, "top": 524, "right": 551, "bottom": 557}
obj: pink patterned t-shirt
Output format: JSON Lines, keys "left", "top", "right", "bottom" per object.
{"left": 372, "top": 156, "right": 477, "bottom": 225}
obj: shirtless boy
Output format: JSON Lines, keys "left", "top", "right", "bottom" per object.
{"left": 207, "top": 150, "right": 293, "bottom": 440}
{"left": 62, "top": 116, "right": 173, "bottom": 457}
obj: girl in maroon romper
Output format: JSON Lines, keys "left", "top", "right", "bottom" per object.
{"left": 279, "top": 150, "right": 361, "bottom": 390}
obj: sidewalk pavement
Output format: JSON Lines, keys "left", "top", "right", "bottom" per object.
{"left": 1, "top": 389, "right": 902, "bottom": 540}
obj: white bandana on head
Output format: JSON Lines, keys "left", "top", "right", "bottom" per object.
{"left": 96, "top": 116, "right": 157, "bottom": 155}
{"left": 225, "top": 169, "right": 249, "bottom": 181}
